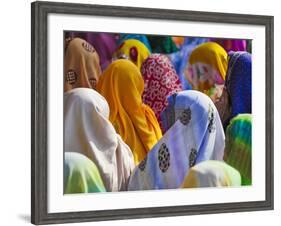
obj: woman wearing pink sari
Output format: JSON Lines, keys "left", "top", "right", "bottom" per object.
{"left": 141, "top": 54, "right": 183, "bottom": 132}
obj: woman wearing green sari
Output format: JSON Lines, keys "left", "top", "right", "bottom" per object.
{"left": 64, "top": 152, "right": 106, "bottom": 194}
{"left": 224, "top": 114, "right": 252, "bottom": 185}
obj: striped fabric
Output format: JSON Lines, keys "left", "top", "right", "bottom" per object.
{"left": 224, "top": 114, "right": 252, "bottom": 185}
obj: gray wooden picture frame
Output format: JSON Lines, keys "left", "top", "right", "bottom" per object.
{"left": 31, "top": 1, "right": 274, "bottom": 225}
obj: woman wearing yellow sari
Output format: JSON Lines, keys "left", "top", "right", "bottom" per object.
{"left": 112, "top": 39, "right": 151, "bottom": 71}
{"left": 97, "top": 59, "right": 162, "bottom": 164}
{"left": 186, "top": 42, "right": 228, "bottom": 102}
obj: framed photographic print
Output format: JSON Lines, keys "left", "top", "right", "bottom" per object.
{"left": 31, "top": 1, "right": 274, "bottom": 225}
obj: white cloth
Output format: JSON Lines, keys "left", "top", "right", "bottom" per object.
{"left": 64, "top": 88, "right": 135, "bottom": 191}
{"left": 128, "top": 90, "right": 225, "bottom": 190}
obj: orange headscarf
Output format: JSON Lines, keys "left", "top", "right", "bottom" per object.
{"left": 96, "top": 59, "right": 162, "bottom": 164}
{"left": 64, "top": 38, "right": 102, "bottom": 92}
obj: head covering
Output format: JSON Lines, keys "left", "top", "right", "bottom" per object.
{"left": 141, "top": 54, "right": 183, "bottom": 131}
{"left": 113, "top": 39, "right": 151, "bottom": 70}
{"left": 168, "top": 37, "right": 209, "bottom": 90}
{"left": 64, "top": 88, "right": 135, "bottom": 191}
{"left": 224, "top": 114, "right": 252, "bottom": 185}
{"left": 96, "top": 60, "right": 162, "bottom": 164}
{"left": 181, "top": 160, "right": 241, "bottom": 188}
{"left": 118, "top": 34, "right": 152, "bottom": 52}
{"left": 64, "top": 38, "right": 102, "bottom": 92}
{"left": 215, "top": 51, "right": 252, "bottom": 128}
{"left": 226, "top": 51, "right": 252, "bottom": 118}
{"left": 187, "top": 42, "right": 228, "bottom": 101}
{"left": 211, "top": 39, "right": 247, "bottom": 52}
{"left": 189, "top": 42, "right": 228, "bottom": 80}
{"left": 64, "top": 152, "right": 106, "bottom": 193}
{"left": 147, "top": 36, "right": 179, "bottom": 53}
{"left": 65, "top": 32, "right": 118, "bottom": 71}
{"left": 128, "top": 90, "right": 225, "bottom": 190}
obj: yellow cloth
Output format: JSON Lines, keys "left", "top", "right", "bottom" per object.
{"left": 181, "top": 160, "right": 241, "bottom": 188}
{"left": 96, "top": 59, "right": 162, "bottom": 164}
{"left": 189, "top": 42, "right": 228, "bottom": 81}
{"left": 113, "top": 39, "right": 151, "bottom": 70}
{"left": 64, "top": 38, "right": 102, "bottom": 92}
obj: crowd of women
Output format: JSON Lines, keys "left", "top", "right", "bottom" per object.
{"left": 63, "top": 32, "right": 252, "bottom": 193}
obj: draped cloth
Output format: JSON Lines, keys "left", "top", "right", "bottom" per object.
{"left": 128, "top": 90, "right": 225, "bottom": 190}
{"left": 187, "top": 42, "right": 228, "bottom": 101}
{"left": 64, "top": 38, "right": 102, "bottom": 92}
{"left": 112, "top": 39, "right": 151, "bottom": 71}
{"left": 181, "top": 160, "right": 241, "bottom": 188}
{"left": 189, "top": 42, "right": 228, "bottom": 81}
{"left": 96, "top": 60, "right": 162, "bottom": 164}
{"left": 64, "top": 88, "right": 135, "bottom": 191}
{"left": 141, "top": 54, "right": 183, "bottom": 131}
{"left": 224, "top": 114, "right": 252, "bottom": 185}
{"left": 226, "top": 51, "right": 252, "bottom": 119}
{"left": 215, "top": 51, "right": 252, "bottom": 128}
{"left": 64, "top": 152, "right": 106, "bottom": 193}
{"left": 65, "top": 32, "right": 118, "bottom": 71}
{"left": 168, "top": 37, "right": 209, "bottom": 90}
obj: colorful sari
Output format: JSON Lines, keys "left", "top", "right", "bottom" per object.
{"left": 64, "top": 88, "right": 135, "bottom": 191}
{"left": 64, "top": 38, "right": 102, "bottom": 92}
{"left": 215, "top": 51, "right": 252, "bottom": 127}
{"left": 96, "top": 60, "right": 162, "bottom": 164}
{"left": 141, "top": 54, "right": 183, "bottom": 131}
{"left": 224, "top": 114, "right": 252, "bottom": 185}
{"left": 186, "top": 42, "right": 228, "bottom": 101}
{"left": 128, "top": 90, "right": 225, "bottom": 190}
{"left": 168, "top": 37, "right": 209, "bottom": 90}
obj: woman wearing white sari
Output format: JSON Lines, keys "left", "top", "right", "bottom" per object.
{"left": 64, "top": 88, "right": 135, "bottom": 192}
{"left": 128, "top": 90, "right": 225, "bottom": 190}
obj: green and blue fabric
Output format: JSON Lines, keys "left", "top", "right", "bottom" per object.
{"left": 224, "top": 114, "right": 252, "bottom": 186}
